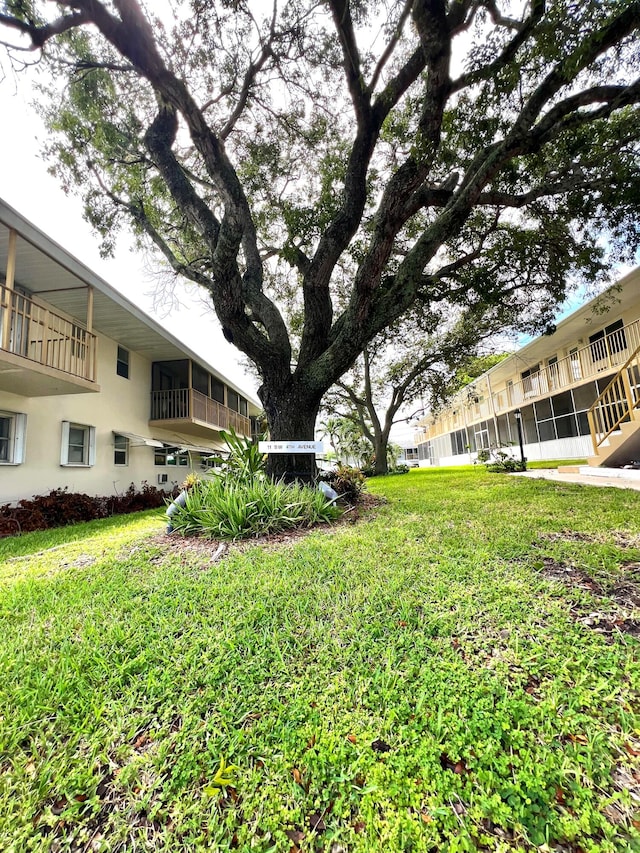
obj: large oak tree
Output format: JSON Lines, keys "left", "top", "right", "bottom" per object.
{"left": 1, "top": 0, "right": 638, "bottom": 478}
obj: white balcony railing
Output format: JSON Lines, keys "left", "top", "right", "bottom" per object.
{"left": 150, "top": 388, "right": 251, "bottom": 435}
{"left": 417, "top": 318, "right": 640, "bottom": 442}
{"left": 0, "top": 284, "right": 97, "bottom": 382}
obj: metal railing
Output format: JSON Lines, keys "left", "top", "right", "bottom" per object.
{"left": 150, "top": 387, "right": 251, "bottom": 435}
{"left": 416, "top": 318, "right": 640, "bottom": 443}
{"left": 0, "top": 284, "right": 97, "bottom": 382}
{"left": 496, "top": 321, "right": 640, "bottom": 411}
{"left": 587, "top": 343, "right": 640, "bottom": 453}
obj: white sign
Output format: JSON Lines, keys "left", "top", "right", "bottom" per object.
{"left": 259, "top": 440, "right": 324, "bottom": 454}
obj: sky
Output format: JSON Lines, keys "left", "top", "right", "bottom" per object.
{"left": 0, "top": 67, "right": 258, "bottom": 399}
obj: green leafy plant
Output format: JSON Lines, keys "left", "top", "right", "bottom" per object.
{"left": 475, "top": 448, "right": 492, "bottom": 465}
{"left": 475, "top": 447, "right": 527, "bottom": 473}
{"left": 203, "top": 757, "right": 238, "bottom": 796}
{"left": 214, "top": 428, "right": 266, "bottom": 484}
{"left": 169, "top": 476, "right": 341, "bottom": 540}
{"left": 485, "top": 450, "right": 527, "bottom": 473}
{"left": 321, "top": 464, "right": 367, "bottom": 503}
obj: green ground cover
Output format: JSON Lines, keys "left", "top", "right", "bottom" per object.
{"left": 0, "top": 469, "right": 638, "bottom": 852}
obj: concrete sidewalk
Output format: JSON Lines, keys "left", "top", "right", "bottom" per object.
{"left": 513, "top": 466, "right": 640, "bottom": 492}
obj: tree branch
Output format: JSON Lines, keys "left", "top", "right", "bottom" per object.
{"left": 450, "top": 0, "right": 546, "bottom": 93}
{"left": 367, "top": 0, "right": 414, "bottom": 95}
{"left": 0, "top": 9, "right": 91, "bottom": 48}
{"left": 326, "top": 0, "right": 370, "bottom": 123}
{"left": 220, "top": 7, "right": 277, "bottom": 141}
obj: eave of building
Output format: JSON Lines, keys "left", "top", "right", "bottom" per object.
{"left": 0, "top": 198, "right": 260, "bottom": 414}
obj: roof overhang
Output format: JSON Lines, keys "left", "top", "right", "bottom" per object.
{"left": 0, "top": 198, "right": 260, "bottom": 412}
{"left": 113, "top": 431, "right": 164, "bottom": 448}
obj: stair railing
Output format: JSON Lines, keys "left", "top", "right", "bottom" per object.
{"left": 587, "top": 343, "right": 640, "bottom": 453}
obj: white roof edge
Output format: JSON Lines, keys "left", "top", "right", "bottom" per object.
{"left": 0, "top": 198, "right": 260, "bottom": 408}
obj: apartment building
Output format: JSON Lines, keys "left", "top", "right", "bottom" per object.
{"left": 0, "top": 199, "right": 260, "bottom": 504}
{"left": 415, "top": 267, "right": 640, "bottom": 468}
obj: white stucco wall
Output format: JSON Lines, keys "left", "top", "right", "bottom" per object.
{"left": 417, "top": 435, "right": 593, "bottom": 469}
{"left": 0, "top": 331, "right": 226, "bottom": 504}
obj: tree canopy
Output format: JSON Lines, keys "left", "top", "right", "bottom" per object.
{"left": 1, "top": 0, "right": 638, "bottom": 477}
{"left": 322, "top": 302, "right": 509, "bottom": 474}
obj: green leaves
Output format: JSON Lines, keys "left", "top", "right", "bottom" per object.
{"left": 216, "top": 427, "right": 267, "bottom": 485}
{"left": 169, "top": 476, "right": 341, "bottom": 540}
{"left": 203, "top": 756, "right": 238, "bottom": 796}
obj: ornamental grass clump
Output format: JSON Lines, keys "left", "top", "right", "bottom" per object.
{"left": 168, "top": 476, "right": 341, "bottom": 540}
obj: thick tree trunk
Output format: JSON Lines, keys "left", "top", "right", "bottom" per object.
{"left": 372, "top": 434, "right": 389, "bottom": 476}
{"left": 259, "top": 380, "right": 322, "bottom": 483}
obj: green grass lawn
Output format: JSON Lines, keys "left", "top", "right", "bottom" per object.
{"left": 0, "top": 469, "right": 638, "bottom": 852}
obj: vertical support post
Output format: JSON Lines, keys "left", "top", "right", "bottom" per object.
{"left": 486, "top": 373, "right": 500, "bottom": 445}
{"left": 621, "top": 366, "right": 634, "bottom": 422}
{"left": 514, "top": 408, "right": 526, "bottom": 466}
{"left": 86, "top": 285, "right": 94, "bottom": 333}
{"left": 2, "top": 228, "right": 16, "bottom": 350}
{"left": 587, "top": 408, "right": 598, "bottom": 454}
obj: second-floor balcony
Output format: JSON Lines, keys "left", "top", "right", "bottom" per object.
{"left": 0, "top": 283, "right": 98, "bottom": 396}
{"left": 150, "top": 387, "right": 251, "bottom": 437}
{"left": 492, "top": 319, "right": 640, "bottom": 412}
{"left": 417, "top": 317, "right": 640, "bottom": 441}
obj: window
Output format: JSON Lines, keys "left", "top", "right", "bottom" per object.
{"left": 451, "top": 428, "right": 468, "bottom": 455}
{"left": 114, "top": 434, "right": 129, "bottom": 466}
{"left": 154, "top": 448, "right": 189, "bottom": 466}
{"left": 227, "top": 389, "right": 239, "bottom": 412}
{"left": 551, "top": 391, "right": 573, "bottom": 417}
{"left": 211, "top": 379, "right": 225, "bottom": 404}
{"left": 201, "top": 455, "right": 222, "bottom": 470}
{"left": 60, "top": 421, "right": 96, "bottom": 466}
{"left": 116, "top": 345, "right": 130, "bottom": 378}
{"left": 0, "top": 411, "right": 26, "bottom": 464}
{"left": 192, "top": 363, "right": 209, "bottom": 395}
{"left": 589, "top": 319, "right": 626, "bottom": 364}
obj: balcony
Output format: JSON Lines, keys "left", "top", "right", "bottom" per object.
{"left": 0, "top": 284, "right": 98, "bottom": 396}
{"left": 494, "top": 319, "right": 640, "bottom": 412}
{"left": 417, "top": 317, "right": 640, "bottom": 444}
{"left": 149, "top": 388, "right": 251, "bottom": 438}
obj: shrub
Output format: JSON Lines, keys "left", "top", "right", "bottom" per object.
{"left": 212, "top": 427, "right": 266, "bottom": 484}
{"left": 389, "top": 464, "right": 410, "bottom": 475}
{"left": 168, "top": 476, "right": 341, "bottom": 540}
{"left": 0, "top": 483, "right": 175, "bottom": 538}
{"left": 484, "top": 450, "right": 527, "bottom": 473}
{"left": 320, "top": 464, "right": 366, "bottom": 504}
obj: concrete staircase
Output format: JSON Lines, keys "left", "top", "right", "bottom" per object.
{"left": 586, "top": 420, "right": 640, "bottom": 468}
{"left": 586, "top": 343, "right": 640, "bottom": 468}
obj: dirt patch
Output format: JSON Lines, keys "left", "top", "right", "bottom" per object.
{"left": 539, "top": 557, "right": 640, "bottom": 638}
{"left": 540, "top": 529, "right": 640, "bottom": 549}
